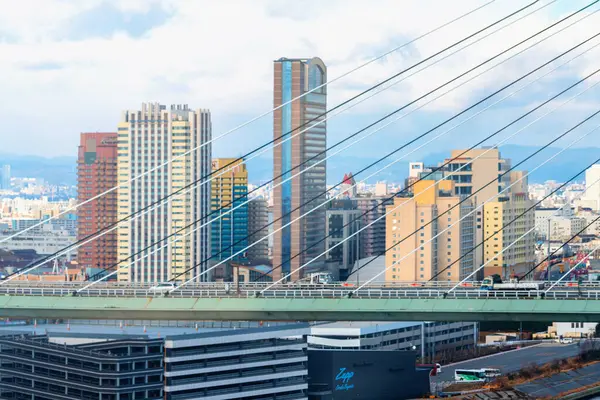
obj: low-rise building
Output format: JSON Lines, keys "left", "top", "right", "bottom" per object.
{"left": 0, "top": 333, "right": 164, "bottom": 400}
{"left": 308, "top": 321, "right": 476, "bottom": 361}
{"left": 164, "top": 324, "right": 309, "bottom": 399}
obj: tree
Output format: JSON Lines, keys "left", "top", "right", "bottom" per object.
{"left": 594, "top": 323, "right": 600, "bottom": 338}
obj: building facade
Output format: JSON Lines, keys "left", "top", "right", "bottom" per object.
{"left": 307, "top": 350, "right": 430, "bottom": 400}
{"left": 308, "top": 321, "right": 476, "bottom": 361}
{"left": 441, "top": 148, "right": 512, "bottom": 272}
{"left": 272, "top": 57, "right": 327, "bottom": 281}
{"left": 77, "top": 132, "right": 118, "bottom": 271}
{"left": 164, "top": 324, "right": 309, "bottom": 399}
{"left": 247, "top": 198, "right": 270, "bottom": 263}
{"left": 0, "top": 334, "right": 164, "bottom": 400}
{"left": 210, "top": 158, "right": 248, "bottom": 263}
{"left": 385, "top": 180, "right": 474, "bottom": 282}
{"left": 353, "top": 196, "right": 392, "bottom": 259}
{"left": 483, "top": 193, "right": 536, "bottom": 278}
{"left": 581, "top": 164, "right": 600, "bottom": 211}
{"left": 325, "top": 199, "right": 361, "bottom": 279}
{"left": 117, "top": 103, "right": 212, "bottom": 283}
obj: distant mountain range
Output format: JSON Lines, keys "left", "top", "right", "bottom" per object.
{"left": 1, "top": 144, "right": 597, "bottom": 186}
{"left": 0, "top": 153, "right": 77, "bottom": 186}
{"left": 247, "top": 144, "right": 600, "bottom": 185}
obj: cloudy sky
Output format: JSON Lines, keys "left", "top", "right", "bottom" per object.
{"left": 1, "top": 0, "right": 599, "bottom": 165}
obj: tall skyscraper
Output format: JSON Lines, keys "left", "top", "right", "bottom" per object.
{"left": 385, "top": 179, "right": 474, "bottom": 282}
{"left": 117, "top": 103, "right": 212, "bottom": 283}
{"left": 77, "top": 133, "right": 118, "bottom": 271}
{"left": 211, "top": 158, "right": 248, "bottom": 262}
{"left": 273, "top": 57, "right": 327, "bottom": 281}
{"left": 0, "top": 164, "right": 11, "bottom": 190}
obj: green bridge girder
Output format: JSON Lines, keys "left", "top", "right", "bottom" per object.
{"left": 1, "top": 296, "right": 600, "bottom": 322}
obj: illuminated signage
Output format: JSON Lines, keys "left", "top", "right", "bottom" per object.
{"left": 335, "top": 368, "right": 355, "bottom": 391}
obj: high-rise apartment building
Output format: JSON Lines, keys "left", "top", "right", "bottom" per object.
{"left": 385, "top": 179, "right": 474, "bottom": 282}
{"left": 76, "top": 133, "right": 118, "bottom": 271}
{"left": 353, "top": 196, "right": 392, "bottom": 258}
{"left": 0, "top": 164, "right": 10, "bottom": 190}
{"left": 117, "top": 103, "right": 211, "bottom": 282}
{"left": 211, "top": 158, "right": 248, "bottom": 262}
{"left": 441, "top": 147, "right": 513, "bottom": 276}
{"left": 483, "top": 193, "right": 536, "bottom": 278}
{"left": 325, "top": 199, "right": 361, "bottom": 279}
{"left": 273, "top": 57, "right": 327, "bottom": 281}
{"left": 247, "top": 198, "right": 270, "bottom": 262}
{"left": 442, "top": 147, "right": 511, "bottom": 199}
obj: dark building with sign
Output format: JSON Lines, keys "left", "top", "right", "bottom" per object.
{"left": 307, "top": 350, "right": 429, "bottom": 400}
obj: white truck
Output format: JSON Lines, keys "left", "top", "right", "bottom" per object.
{"left": 295, "top": 272, "right": 335, "bottom": 285}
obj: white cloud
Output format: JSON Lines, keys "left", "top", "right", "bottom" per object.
{"left": 0, "top": 0, "right": 598, "bottom": 157}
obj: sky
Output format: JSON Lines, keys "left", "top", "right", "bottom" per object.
{"left": 1, "top": 0, "right": 600, "bottom": 166}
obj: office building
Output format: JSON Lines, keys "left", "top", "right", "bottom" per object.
{"left": 534, "top": 208, "right": 586, "bottom": 240}
{"left": 581, "top": 164, "right": 600, "bottom": 211}
{"left": 308, "top": 321, "right": 476, "bottom": 360}
{"left": 385, "top": 179, "right": 474, "bottom": 282}
{"left": 211, "top": 158, "right": 248, "bottom": 262}
{"left": 8, "top": 216, "right": 78, "bottom": 236}
{"left": 0, "top": 165, "right": 10, "bottom": 190}
{"left": 483, "top": 193, "right": 536, "bottom": 278}
{"left": 352, "top": 196, "right": 392, "bottom": 259}
{"left": 164, "top": 324, "right": 309, "bottom": 399}
{"left": 325, "top": 199, "right": 361, "bottom": 279}
{"left": 273, "top": 57, "right": 327, "bottom": 281}
{"left": 247, "top": 198, "right": 270, "bottom": 262}
{"left": 0, "top": 333, "right": 164, "bottom": 399}
{"left": 77, "top": 132, "right": 118, "bottom": 271}
{"left": 0, "top": 322, "right": 309, "bottom": 400}
{"left": 0, "top": 226, "right": 75, "bottom": 257}
{"left": 117, "top": 103, "right": 212, "bottom": 282}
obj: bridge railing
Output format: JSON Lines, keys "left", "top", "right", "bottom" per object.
{"left": 2, "top": 285, "right": 600, "bottom": 300}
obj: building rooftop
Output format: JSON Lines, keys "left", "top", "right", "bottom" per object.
{"left": 311, "top": 321, "right": 424, "bottom": 336}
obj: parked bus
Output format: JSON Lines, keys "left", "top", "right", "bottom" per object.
{"left": 454, "top": 368, "right": 500, "bottom": 382}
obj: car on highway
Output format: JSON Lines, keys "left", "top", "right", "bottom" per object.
{"left": 560, "top": 337, "right": 574, "bottom": 344}
{"left": 149, "top": 282, "right": 176, "bottom": 294}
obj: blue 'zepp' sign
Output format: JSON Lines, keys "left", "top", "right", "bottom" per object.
{"left": 335, "top": 367, "right": 355, "bottom": 391}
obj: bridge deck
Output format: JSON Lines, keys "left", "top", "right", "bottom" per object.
{"left": 0, "top": 296, "right": 598, "bottom": 322}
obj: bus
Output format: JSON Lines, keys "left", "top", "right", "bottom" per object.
{"left": 454, "top": 368, "right": 501, "bottom": 382}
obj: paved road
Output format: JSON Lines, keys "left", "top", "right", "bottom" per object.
{"left": 433, "top": 343, "right": 581, "bottom": 382}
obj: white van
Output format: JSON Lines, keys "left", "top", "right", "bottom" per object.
{"left": 149, "top": 282, "right": 175, "bottom": 294}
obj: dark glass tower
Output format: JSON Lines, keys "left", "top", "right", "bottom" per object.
{"left": 273, "top": 57, "right": 327, "bottom": 281}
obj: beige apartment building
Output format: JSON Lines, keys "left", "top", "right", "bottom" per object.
{"left": 385, "top": 179, "right": 474, "bottom": 282}
{"left": 483, "top": 193, "right": 536, "bottom": 278}
{"left": 116, "top": 103, "right": 212, "bottom": 283}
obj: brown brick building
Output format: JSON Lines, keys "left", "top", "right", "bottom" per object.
{"left": 77, "top": 132, "right": 118, "bottom": 272}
